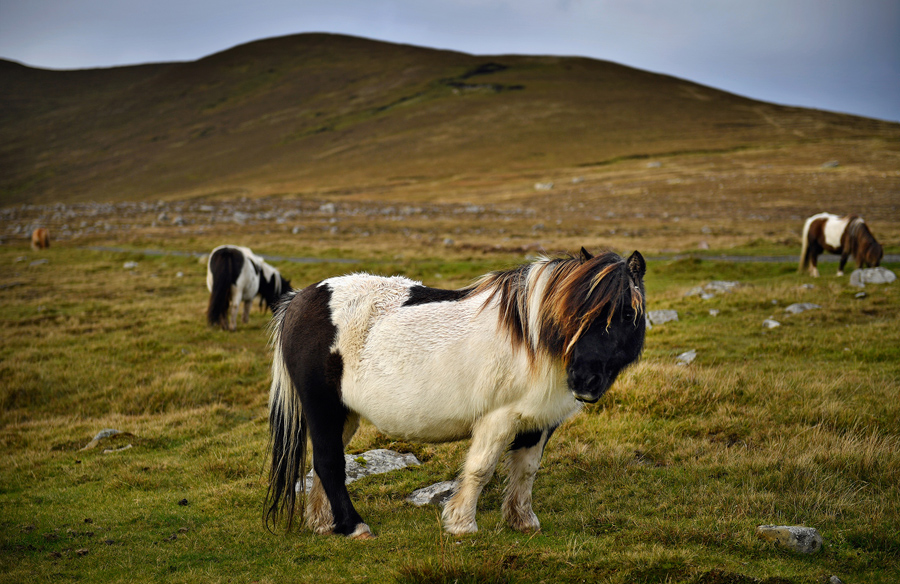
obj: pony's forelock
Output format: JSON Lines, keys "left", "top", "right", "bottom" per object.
{"left": 472, "top": 251, "right": 645, "bottom": 361}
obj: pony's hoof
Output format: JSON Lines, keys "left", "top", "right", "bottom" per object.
{"left": 444, "top": 521, "right": 478, "bottom": 535}
{"left": 348, "top": 524, "right": 374, "bottom": 540}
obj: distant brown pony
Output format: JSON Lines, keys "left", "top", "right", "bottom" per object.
{"left": 799, "top": 213, "right": 882, "bottom": 277}
{"left": 31, "top": 228, "right": 50, "bottom": 251}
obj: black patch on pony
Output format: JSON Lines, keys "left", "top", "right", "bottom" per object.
{"left": 207, "top": 246, "right": 244, "bottom": 328}
{"left": 266, "top": 283, "right": 363, "bottom": 536}
{"left": 258, "top": 268, "right": 291, "bottom": 313}
{"left": 510, "top": 425, "right": 558, "bottom": 451}
{"left": 403, "top": 285, "right": 472, "bottom": 307}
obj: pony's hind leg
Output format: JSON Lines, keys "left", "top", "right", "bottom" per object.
{"left": 306, "top": 412, "right": 363, "bottom": 535}
{"left": 443, "top": 410, "right": 517, "bottom": 535}
{"left": 305, "top": 409, "right": 371, "bottom": 538}
{"left": 229, "top": 287, "right": 240, "bottom": 330}
{"left": 242, "top": 299, "right": 252, "bottom": 323}
{"left": 503, "top": 427, "right": 556, "bottom": 532}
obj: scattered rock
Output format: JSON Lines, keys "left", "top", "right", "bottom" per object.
{"left": 176, "top": 271, "right": 183, "bottom": 278}
{"left": 29, "top": 259, "right": 48, "bottom": 266}
{"left": 762, "top": 319, "right": 781, "bottom": 329}
{"left": 829, "top": 576, "right": 844, "bottom": 584}
{"left": 646, "top": 161, "right": 662, "bottom": 168}
{"left": 821, "top": 160, "right": 840, "bottom": 168}
{"left": 676, "top": 350, "right": 697, "bottom": 365}
{"left": 81, "top": 429, "right": 122, "bottom": 450}
{"left": 709, "top": 309, "right": 719, "bottom": 317}
{"left": 76, "top": 548, "right": 89, "bottom": 557}
{"left": 648, "top": 309, "right": 678, "bottom": 326}
{"left": 849, "top": 267, "right": 896, "bottom": 288}
{"left": 784, "top": 302, "right": 821, "bottom": 314}
{"left": 705, "top": 281, "right": 739, "bottom": 293}
{"left": 406, "top": 480, "right": 460, "bottom": 507}
{"left": 855, "top": 292, "right": 866, "bottom": 299}
{"left": 534, "top": 182, "right": 554, "bottom": 191}
{"left": 685, "top": 281, "right": 739, "bottom": 299}
{"left": 800, "top": 283, "right": 815, "bottom": 289}
{"left": 697, "top": 240, "right": 709, "bottom": 250}
{"left": 443, "top": 238, "right": 454, "bottom": 246}
{"left": 299, "top": 449, "right": 421, "bottom": 491}
{"left": 123, "top": 261, "right": 138, "bottom": 269}
{"left": 756, "top": 524, "right": 823, "bottom": 554}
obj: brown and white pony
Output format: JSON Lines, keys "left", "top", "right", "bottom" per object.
{"left": 31, "top": 228, "right": 50, "bottom": 251}
{"left": 799, "top": 213, "right": 883, "bottom": 277}
{"left": 265, "top": 248, "right": 646, "bottom": 538}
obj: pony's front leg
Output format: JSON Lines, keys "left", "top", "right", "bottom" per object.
{"left": 242, "top": 299, "right": 252, "bottom": 323}
{"left": 503, "top": 427, "right": 555, "bottom": 532}
{"left": 838, "top": 252, "right": 850, "bottom": 276}
{"left": 442, "top": 410, "right": 517, "bottom": 535}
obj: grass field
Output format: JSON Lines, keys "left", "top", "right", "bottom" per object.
{"left": 1, "top": 226, "right": 898, "bottom": 583}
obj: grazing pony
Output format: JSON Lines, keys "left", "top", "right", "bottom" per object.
{"left": 31, "top": 228, "right": 50, "bottom": 251}
{"left": 206, "top": 245, "right": 290, "bottom": 331}
{"left": 266, "top": 248, "right": 647, "bottom": 538}
{"left": 799, "top": 213, "right": 883, "bottom": 277}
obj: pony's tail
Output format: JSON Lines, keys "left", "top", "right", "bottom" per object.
{"left": 207, "top": 248, "right": 238, "bottom": 328}
{"left": 265, "top": 294, "right": 307, "bottom": 533}
{"left": 798, "top": 217, "right": 813, "bottom": 274}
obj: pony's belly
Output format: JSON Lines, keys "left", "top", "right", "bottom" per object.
{"left": 340, "top": 367, "right": 579, "bottom": 444}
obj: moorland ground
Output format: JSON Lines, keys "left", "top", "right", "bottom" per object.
{"left": 2, "top": 33, "right": 899, "bottom": 584}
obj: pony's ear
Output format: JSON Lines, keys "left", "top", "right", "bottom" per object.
{"left": 627, "top": 251, "right": 646, "bottom": 280}
{"left": 579, "top": 247, "right": 593, "bottom": 262}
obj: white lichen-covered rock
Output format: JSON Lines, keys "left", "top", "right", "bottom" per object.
{"left": 299, "top": 449, "right": 420, "bottom": 491}
{"left": 756, "top": 525, "right": 823, "bottom": 554}
{"left": 705, "top": 280, "right": 739, "bottom": 293}
{"left": 849, "top": 267, "right": 897, "bottom": 288}
{"left": 784, "top": 302, "right": 821, "bottom": 315}
{"left": 81, "top": 428, "right": 122, "bottom": 450}
{"left": 676, "top": 349, "right": 697, "bottom": 365}
{"left": 648, "top": 309, "right": 678, "bottom": 326}
{"left": 406, "top": 480, "right": 460, "bottom": 507}
{"left": 762, "top": 319, "right": 781, "bottom": 329}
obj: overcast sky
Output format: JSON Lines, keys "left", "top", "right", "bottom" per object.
{"left": 1, "top": 1, "right": 898, "bottom": 122}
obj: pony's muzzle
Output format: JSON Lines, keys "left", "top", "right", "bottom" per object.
{"left": 568, "top": 373, "right": 610, "bottom": 403}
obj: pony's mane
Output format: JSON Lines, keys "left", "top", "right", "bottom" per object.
{"left": 469, "top": 251, "right": 645, "bottom": 360}
{"left": 846, "top": 216, "right": 883, "bottom": 265}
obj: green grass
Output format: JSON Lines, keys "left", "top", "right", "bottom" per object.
{"left": 1, "top": 244, "right": 898, "bottom": 583}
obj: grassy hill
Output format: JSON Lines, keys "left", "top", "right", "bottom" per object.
{"left": 3, "top": 32, "right": 899, "bottom": 206}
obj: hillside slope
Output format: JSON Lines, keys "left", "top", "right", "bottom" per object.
{"left": 2, "top": 33, "right": 899, "bottom": 205}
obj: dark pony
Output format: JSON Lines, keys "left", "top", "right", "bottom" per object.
{"left": 266, "top": 248, "right": 646, "bottom": 538}
{"left": 206, "top": 245, "right": 290, "bottom": 330}
{"left": 799, "top": 213, "right": 883, "bottom": 277}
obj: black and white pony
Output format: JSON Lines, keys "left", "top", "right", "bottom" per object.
{"left": 799, "top": 213, "right": 883, "bottom": 277}
{"left": 206, "top": 245, "right": 290, "bottom": 331}
{"left": 266, "top": 248, "right": 646, "bottom": 538}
